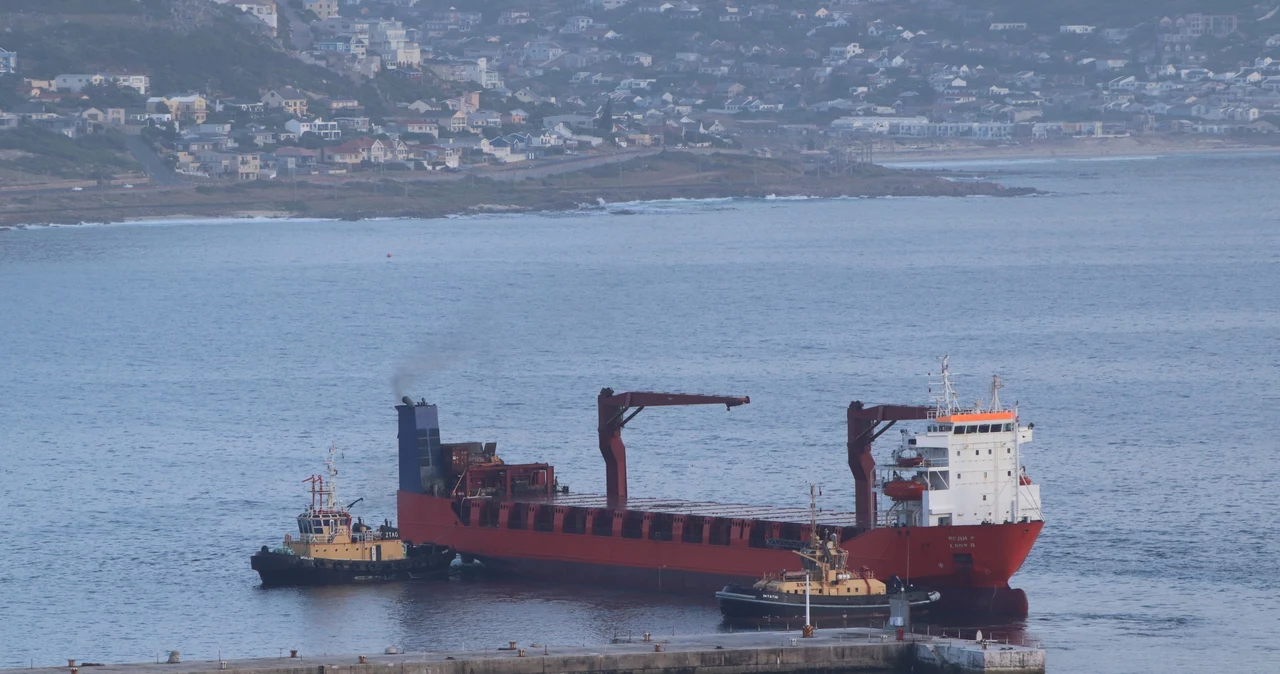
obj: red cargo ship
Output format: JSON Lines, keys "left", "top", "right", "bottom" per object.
{"left": 396, "top": 360, "right": 1043, "bottom": 615}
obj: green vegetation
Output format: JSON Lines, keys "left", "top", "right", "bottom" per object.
{"left": 0, "top": 75, "right": 26, "bottom": 110}
{"left": 0, "top": 125, "right": 140, "bottom": 179}
{"left": 74, "top": 84, "right": 147, "bottom": 110}
{"left": 3, "top": 4, "right": 357, "bottom": 100}
{"left": 1, "top": 0, "right": 148, "bottom": 14}
{"left": 354, "top": 72, "right": 455, "bottom": 121}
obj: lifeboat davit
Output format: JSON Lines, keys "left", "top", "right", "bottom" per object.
{"left": 883, "top": 479, "right": 926, "bottom": 501}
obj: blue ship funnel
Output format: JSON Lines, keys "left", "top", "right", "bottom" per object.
{"left": 397, "top": 397, "right": 443, "bottom": 494}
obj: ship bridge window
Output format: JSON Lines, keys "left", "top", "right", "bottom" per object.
{"left": 1004, "top": 423, "right": 1014, "bottom": 431}
{"left": 954, "top": 426, "right": 966, "bottom": 435}
{"left": 978, "top": 424, "right": 990, "bottom": 433}
{"left": 966, "top": 425, "right": 978, "bottom": 433}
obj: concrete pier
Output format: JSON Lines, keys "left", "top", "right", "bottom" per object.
{"left": 22, "top": 629, "right": 1044, "bottom": 674}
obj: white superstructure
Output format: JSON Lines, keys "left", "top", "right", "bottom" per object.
{"left": 877, "top": 358, "right": 1043, "bottom": 528}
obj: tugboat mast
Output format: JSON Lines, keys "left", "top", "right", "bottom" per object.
{"left": 303, "top": 444, "right": 342, "bottom": 513}
{"left": 805, "top": 484, "right": 816, "bottom": 633}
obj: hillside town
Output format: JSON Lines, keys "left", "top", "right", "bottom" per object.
{"left": 2, "top": 0, "right": 1280, "bottom": 182}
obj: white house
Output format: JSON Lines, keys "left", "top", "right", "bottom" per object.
{"left": 524, "top": 41, "right": 566, "bottom": 62}
{"left": 480, "top": 136, "right": 512, "bottom": 158}
{"left": 211, "top": 0, "right": 278, "bottom": 36}
{"left": 563, "top": 16, "right": 594, "bottom": 33}
{"left": 285, "top": 117, "right": 342, "bottom": 140}
{"left": 55, "top": 73, "right": 150, "bottom": 95}
{"left": 616, "top": 78, "right": 656, "bottom": 90}
{"left": 624, "top": 52, "right": 653, "bottom": 67}
{"left": 829, "top": 43, "right": 863, "bottom": 60}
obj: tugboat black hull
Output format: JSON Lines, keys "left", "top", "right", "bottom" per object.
{"left": 251, "top": 545, "right": 453, "bottom": 587}
{"left": 715, "top": 584, "right": 940, "bottom": 619}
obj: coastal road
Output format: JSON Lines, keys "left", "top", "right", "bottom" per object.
{"left": 277, "top": 1, "right": 314, "bottom": 51}
{"left": 474, "top": 148, "right": 664, "bottom": 182}
{"left": 122, "top": 135, "right": 180, "bottom": 186}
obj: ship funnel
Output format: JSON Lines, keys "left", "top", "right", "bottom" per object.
{"left": 396, "top": 398, "right": 443, "bottom": 495}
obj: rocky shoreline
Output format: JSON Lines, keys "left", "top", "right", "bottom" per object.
{"left": 0, "top": 152, "right": 1037, "bottom": 228}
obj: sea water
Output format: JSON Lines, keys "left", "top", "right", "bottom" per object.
{"left": 2, "top": 152, "right": 1278, "bottom": 672}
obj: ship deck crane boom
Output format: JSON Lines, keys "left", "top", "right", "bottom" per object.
{"left": 598, "top": 388, "right": 750, "bottom": 506}
{"left": 847, "top": 402, "right": 933, "bottom": 530}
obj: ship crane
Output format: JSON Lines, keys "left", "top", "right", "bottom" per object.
{"left": 597, "top": 388, "right": 750, "bottom": 506}
{"left": 847, "top": 402, "right": 932, "bottom": 530}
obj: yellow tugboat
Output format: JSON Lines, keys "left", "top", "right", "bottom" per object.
{"left": 715, "top": 487, "right": 940, "bottom": 619}
{"left": 251, "top": 447, "right": 453, "bottom": 586}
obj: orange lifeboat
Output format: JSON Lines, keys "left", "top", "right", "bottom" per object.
{"left": 1019, "top": 474, "right": 1032, "bottom": 486}
{"left": 895, "top": 448, "right": 925, "bottom": 467}
{"left": 883, "top": 479, "right": 926, "bottom": 501}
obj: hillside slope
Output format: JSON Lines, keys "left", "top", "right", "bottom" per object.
{"left": 0, "top": 0, "right": 357, "bottom": 99}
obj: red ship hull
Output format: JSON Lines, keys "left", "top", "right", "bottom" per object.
{"left": 398, "top": 491, "right": 1041, "bottom": 616}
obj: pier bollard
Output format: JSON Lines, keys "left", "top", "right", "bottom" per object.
{"left": 642, "top": 632, "right": 651, "bottom": 643}
{"left": 359, "top": 656, "right": 368, "bottom": 664}
{"left": 167, "top": 651, "right": 181, "bottom": 664}
{"left": 654, "top": 644, "right": 663, "bottom": 652}
{"left": 290, "top": 650, "right": 298, "bottom": 658}
{"left": 67, "top": 660, "right": 77, "bottom": 667}
{"left": 517, "top": 649, "right": 527, "bottom": 657}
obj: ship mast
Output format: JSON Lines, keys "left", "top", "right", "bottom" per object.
{"left": 805, "top": 483, "right": 815, "bottom": 636}
{"left": 1013, "top": 403, "right": 1021, "bottom": 521}
{"left": 808, "top": 483, "right": 819, "bottom": 548}
{"left": 931, "top": 355, "right": 961, "bottom": 416}
{"left": 304, "top": 444, "right": 342, "bottom": 514}
{"left": 323, "top": 443, "right": 340, "bottom": 512}
{"left": 988, "top": 374, "right": 1004, "bottom": 412}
